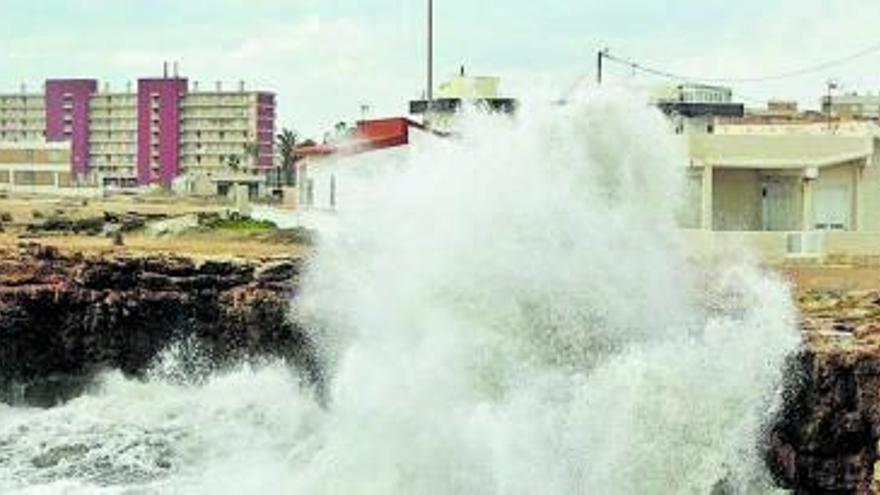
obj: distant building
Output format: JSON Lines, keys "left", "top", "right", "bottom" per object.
{"left": 737, "top": 100, "right": 802, "bottom": 124}
{"left": 409, "top": 69, "right": 517, "bottom": 131}
{"left": 685, "top": 131, "right": 878, "bottom": 231}
{"left": 767, "top": 100, "right": 798, "bottom": 115}
{"left": 651, "top": 83, "right": 744, "bottom": 134}
{"left": 821, "top": 92, "right": 880, "bottom": 120}
{"left": 0, "top": 141, "right": 89, "bottom": 194}
{"left": 653, "top": 83, "right": 734, "bottom": 105}
{"left": 0, "top": 71, "right": 276, "bottom": 195}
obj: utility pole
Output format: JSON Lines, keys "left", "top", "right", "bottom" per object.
{"left": 826, "top": 79, "right": 838, "bottom": 133}
{"left": 426, "top": 0, "right": 434, "bottom": 123}
{"left": 597, "top": 48, "right": 609, "bottom": 85}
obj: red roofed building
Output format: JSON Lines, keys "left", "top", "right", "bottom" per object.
{"left": 296, "top": 117, "right": 432, "bottom": 159}
{"left": 293, "top": 117, "right": 442, "bottom": 210}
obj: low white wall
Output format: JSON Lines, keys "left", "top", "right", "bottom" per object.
{"left": 682, "top": 229, "right": 791, "bottom": 263}
{"left": 684, "top": 229, "right": 880, "bottom": 265}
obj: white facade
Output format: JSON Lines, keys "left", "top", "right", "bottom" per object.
{"left": 822, "top": 93, "right": 880, "bottom": 119}
{"left": 180, "top": 92, "right": 268, "bottom": 173}
{"left": 297, "top": 130, "right": 435, "bottom": 212}
{"left": 0, "top": 93, "right": 46, "bottom": 142}
{"left": 89, "top": 93, "right": 138, "bottom": 186}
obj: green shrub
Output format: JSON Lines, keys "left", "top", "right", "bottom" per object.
{"left": 202, "top": 217, "right": 278, "bottom": 233}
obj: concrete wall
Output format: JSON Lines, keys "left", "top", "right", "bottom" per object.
{"left": 717, "top": 121, "right": 880, "bottom": 136}
{"left": 813, "top": 163, "right": 856, "bottom": 230}
{"left": 713, "top": 169, "right": 762, "bottom": 230}
{"left": 677, "top": 170, "right": 703, "bottom": 229}
{"left": 858, "top": 158, "right": 880, "bottom": 231}
{"left": 682, "top": 229, "right": 791, "bottom": 263}
{"left": 825, "top": 232, "right": 880, "bottom": 257}
{"left": 683, "top": 229, "right": 880, "bottom": 265}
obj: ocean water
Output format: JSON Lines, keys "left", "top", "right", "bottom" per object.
{"left": 0, "top": 89, "right": 799, "bottom": 494}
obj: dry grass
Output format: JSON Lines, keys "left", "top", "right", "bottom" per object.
{"left": 780, "top": 265, "right": 880, "bottom": 294}
{"left": 0, "top": 231, "right": 308, "bottom": 261}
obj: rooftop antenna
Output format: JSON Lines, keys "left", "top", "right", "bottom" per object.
{"left": 173, "top": 61, "right": 179, "bottom": 78}
{"left": 163, "top": 61, "right": 168, "bottom": 79}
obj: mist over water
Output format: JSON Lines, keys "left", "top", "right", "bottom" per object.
{"left": 1, "top": 90, "right": 799, "bottom": 494}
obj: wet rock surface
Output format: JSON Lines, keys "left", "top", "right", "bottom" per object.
{"left": 768, "top": 289, "right": 880, "bottom": 494}
{"left": 0, "top": 243, "right": 315, "bottom": 406}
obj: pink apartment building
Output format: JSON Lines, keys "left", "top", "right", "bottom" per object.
{"left": 0, "top": 73, "right": 276, "bottom": 189}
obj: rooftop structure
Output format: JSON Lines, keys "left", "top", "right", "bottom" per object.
{"left": 650, "top": 83, "right": 744, "bottom": 135}
{"left": 821, "top": 92, "right": 880, "bottom": 120}
{"left": 409, "top": 69, "right": 517, "bottom": 131}
{"left": 653, "top": 83, "right": 743, "bottom": 116}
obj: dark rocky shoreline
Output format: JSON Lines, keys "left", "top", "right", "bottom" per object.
{"left": 0, "top": 243, "right": 317, "bottom": 406}
{"left": 767, "top": 289, "right": 880, "bottom": 494}
{"left": 4, "top": 242, "right": 880, "bottom": 492}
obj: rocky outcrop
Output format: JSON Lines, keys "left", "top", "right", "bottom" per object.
{"left": 0, "top": 243, "right": 316, "bottom": 406}
{"left": 768, "top": 290, "right": 880, "bottom": 494}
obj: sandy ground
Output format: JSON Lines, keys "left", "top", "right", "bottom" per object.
{"left": 780, "top": 265, "right": 880, "bottom": 294}
{"left": 2, "top": 194, "right": 879, "bottom": 285}
{"left": 0, "top": 231, "right": 309, "bottom": 261}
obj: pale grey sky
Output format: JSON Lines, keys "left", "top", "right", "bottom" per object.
{"left": 1, "top": 0, "right": 879, "bottom": 136}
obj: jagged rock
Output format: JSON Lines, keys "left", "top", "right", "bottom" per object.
{"left": 768, "top": 289, "right": 880, "bottom": 493}
{"left": 255, "top": 260, "right": 301, "bottom": 284}
{"left": 0, "top": 246, "right": 316, "bottom": 406}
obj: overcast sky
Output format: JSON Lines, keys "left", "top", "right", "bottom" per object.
{"left": 2, "top": 0, "right": 880, "bottom": 137}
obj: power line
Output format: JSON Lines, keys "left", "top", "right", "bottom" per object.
{"left": 603, "top": 41, "right": 880, "bottom": 84}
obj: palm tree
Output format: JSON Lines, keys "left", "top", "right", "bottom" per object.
{"left": 276, "top": 128, "right": 298, "bottom": 186}
{"left": 226, "top": 155, "right": 241, "bottom": 173}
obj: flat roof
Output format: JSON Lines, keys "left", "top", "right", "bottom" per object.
{"left": 689, "top": 133, "right": 876, "bottom": 169}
